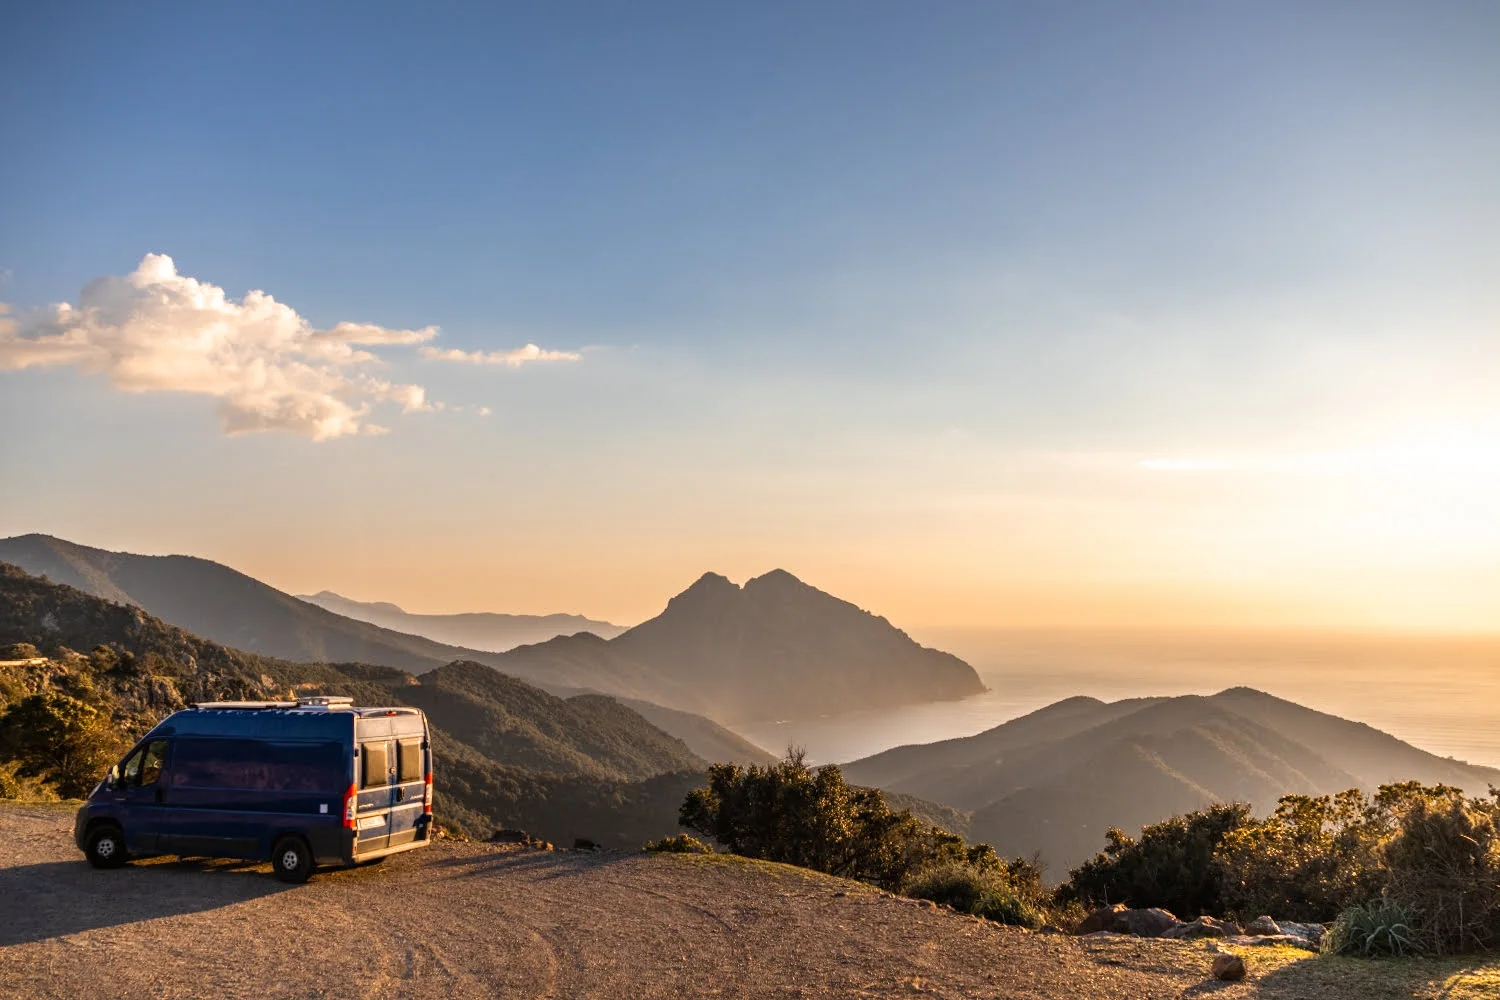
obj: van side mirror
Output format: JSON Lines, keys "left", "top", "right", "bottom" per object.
{"left": 106, "top": 765, "right": 120, "bottom": 789}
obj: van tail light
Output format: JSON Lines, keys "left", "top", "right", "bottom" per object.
{"left": 423, "top": 771, "right": 433, "bottom": 815}
{"left": 343, "top": 783, "right": 358, "bottom": 830}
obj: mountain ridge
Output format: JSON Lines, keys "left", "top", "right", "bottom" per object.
{"left": 296, "top": 589, "right": 627, "bottom": 651}
{"left": 843, "top": 687, "right": 1500, "bottom": 873}
{"left": 0, "top": 534, "right": 984, "bottom": 724}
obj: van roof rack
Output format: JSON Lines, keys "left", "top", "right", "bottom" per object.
{"left": 296, "top": 696, "right": 354, "bottom": 709}
{"left": 193, "top": 701, "right": 299, "bottom": 710}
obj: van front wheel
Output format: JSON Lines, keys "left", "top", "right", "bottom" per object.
{"left": 86, "top": 825, "right": 128, "bottom": 869}
{"left": 270, "top": 835, "right": 314, "bottom": 883}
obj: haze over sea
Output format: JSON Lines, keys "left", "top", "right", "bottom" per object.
{"left": 731, "top": 629, "right": 1500, "bottom": 771}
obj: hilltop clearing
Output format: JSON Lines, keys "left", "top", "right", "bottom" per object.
{"left": 4, "top": 805, "right": 1497, "bottom": 1000}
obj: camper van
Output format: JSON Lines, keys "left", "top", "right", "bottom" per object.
{"left": 73, "top": 698, "right": 433, "bottom": 882}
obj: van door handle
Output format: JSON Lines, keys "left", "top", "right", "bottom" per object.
{"left": 395, "top": 787, "right": 405, "bottom": 803}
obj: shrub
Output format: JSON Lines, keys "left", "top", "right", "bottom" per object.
{"left": 0, "top": 759, "right": 60, "bottom": 801}
{"left": 1323, "top": 899, "right": 1422, "bottom": 957}
{"left": 903, "top": 859, "right": 1046, "bottom": 928}
{"left": 0, "top": 691, "right": 125, "bottom": 798}
{"left": 1060, "top": 802, "right": 1253, "bottom": 917}
{"left": 1217, "top": 789, "right": 1387, "bottom": 922}
{"left": 1378, "top": 785, "right": 1500, "bottom": 954}
{"left": 679, "top": 750, "right": 990, "bottom": 890}
{"left": 644, "top": 834, "right": 713, "bottom": 854}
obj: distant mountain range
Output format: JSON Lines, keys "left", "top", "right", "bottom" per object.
{"left": 842, "top": 690, "right": 1500, "bottom": 874}
{"left": 0, "top": 534, "right": 983, "bottom": 724}
{"left": 296, "top": 590, "right": 627, "bottom": 650}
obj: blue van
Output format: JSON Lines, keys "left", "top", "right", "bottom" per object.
{"left": 73, "top": 697, "right": 433, "bottom": 882}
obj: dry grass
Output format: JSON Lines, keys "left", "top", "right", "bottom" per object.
{"left": 1197, "top": 941, "right": 1500, "bottom": 999}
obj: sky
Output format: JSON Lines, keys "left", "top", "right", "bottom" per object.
{"left": 2, "top": 2, "right": 1498, "bottom": 630}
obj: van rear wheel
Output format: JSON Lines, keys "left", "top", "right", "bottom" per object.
{"left": 86, "top": 825, "right": 128, "bottom": 869}
{"left": 270, "top": 835, "right": 314, "bottom": 883}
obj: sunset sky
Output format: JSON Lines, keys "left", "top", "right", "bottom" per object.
{"left": 2, "top": 3, "right": 1497, "bottom": 630}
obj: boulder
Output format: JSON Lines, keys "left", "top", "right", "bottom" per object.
{"left": 1211, "top": 954, "right": 1247, "bottom": 981}
{"left": 1115, "top": 908, "right": 1181, "bottom": 938}
{"left": 1278, "top": 921, "right": 1326, "bottom": 947}
{"left": 1162, "top": 915, "right": 1237, "bottom": 940}
{"left": 488, "top": 828, "right": 529, "bottom": 843}
{"left": 1073, "top": 904, "right": 1180, "bottom": 938}
{"left": 1075, "top": 904, "right": 1129, "bottom": 935}
{"left": 1244, "top": 915, "right": 1282, "bottom": 936}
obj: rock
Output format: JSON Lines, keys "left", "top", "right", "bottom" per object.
{"left": 1211, "top": 954, "right": 1247, "bottom": 981}
{"left": 488, "top": 828, "right": 528, "bottom": 843}
{"left": 1115, "top": 908, "right": 1181, "bottom": 938}
{"left": 573, "top": 838, "right": 600, "bottom": 851}
{"left": 1244, "top": 915, "right": 1282, "bottom": 936}
{"left": 1074, "top": 904, "right": 1180, "bottom": 937}
{"left": 1278, "top": 921, "right": 1326, "bottom": 947}
{"left": 1162, "top": 915, "right": 1235, "bottom": 940}
{"left": 1038, "top": 925, "right": 1066, "bottom": 935}
{"left": 1075, "top": 904, "right": 1130, "bottom": 935}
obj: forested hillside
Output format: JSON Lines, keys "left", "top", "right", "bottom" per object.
{"left": 0, "top": 562, "right": 705, "bottom": 845}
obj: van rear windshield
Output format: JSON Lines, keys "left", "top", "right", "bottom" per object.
{"left": 170, "top": 739, "right": 346, "bottom": 792}
{"left": 360, "top": 742, "right": 390, "bottom": 788}
{"left": 397, "top": 739, "right": 423, "bottom": 783}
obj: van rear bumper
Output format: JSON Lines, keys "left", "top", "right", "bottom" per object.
{"left": 337, "top": 821, "right": 432, "bottom": 865}
{"left": 347, "top": 836, "right": 432, "bottom": 865}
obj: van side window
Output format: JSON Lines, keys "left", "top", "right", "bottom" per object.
{"left": 170, "top": 738, "right": 345, "bottom": 791}
{"left": 397, "top": 739, "right": 422, "bottom": 783}
{"left": 360, "top": 742, "right": 390, "bottom": 788}
{"left": 139, "top": 740, "right": 169, "bottom": 786}
{"left": 120, "top": 747, "right": 144, "bottom": 785}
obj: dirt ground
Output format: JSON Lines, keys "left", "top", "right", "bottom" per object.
{"left": 1, "top": 803, "right": 1494, "bottom": 999}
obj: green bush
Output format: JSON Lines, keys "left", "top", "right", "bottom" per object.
{"left": 0, "top": 691, "right": 125, "bottom": 798}
{"left": 903, "top": 859, "right": 1046, "bottom": 928}
{"left": 0, "top": 758, "right": 61, "bottom": 801}
{"left": 644, "top": 834, "right": 713, "bottom": 854}
{"left": 1216, "top": 789, "right": 1387, "bottom": 922}
{"left": 1378, "top": 785, "right": 1500, "bottom": 954}
{"left": 1060, "top": 802, "right": 1252, "bottom": 917}
{"left": 679, "top": 750, "right": 993, "bottom": 890}
{"left": 1323, "top": 899, "right": 1422, "bottom": 957}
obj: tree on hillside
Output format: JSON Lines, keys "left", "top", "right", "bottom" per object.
{"left": 1060, "top": 802, "right": 1253, "bottom": 917}
{"left": 0, "top": 692, "right": 125, "bottom": 798}
{"left": 678, "top": 750, "right": 980, "bottom": 890}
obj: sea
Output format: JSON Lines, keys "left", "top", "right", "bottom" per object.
{"left": 728, "top": 628, "right": 1500, "bottom": 770}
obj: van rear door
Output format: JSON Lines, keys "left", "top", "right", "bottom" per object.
{"left": 386, "top": 735, "right": 426, "bottom": 849}
{"left": 354, "top": 738, "right": 392, "bottom": 853}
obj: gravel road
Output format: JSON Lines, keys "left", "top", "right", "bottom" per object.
{"left": 1, "top": 803, "right": 1285, "bottom": 999}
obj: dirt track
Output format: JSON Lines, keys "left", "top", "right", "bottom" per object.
{"left": 0, "top": 803, "right": 1450, "bottom": 1000}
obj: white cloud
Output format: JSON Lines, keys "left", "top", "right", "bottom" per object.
{"left": 0, "top": 254, "right": 440, "bottom": 441}
{"left": 420, "top": 343, "right": 581, "bottom": 367}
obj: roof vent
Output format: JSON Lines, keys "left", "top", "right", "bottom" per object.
{"left": 296, "top": 696, "right": 355, "bottom": 710}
